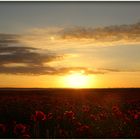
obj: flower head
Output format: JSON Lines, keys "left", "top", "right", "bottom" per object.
{"left": 13, "top": 123, "right": 27, "bottom": 136}
{"left": 64, "top": 111, "right": 75, "bottom": 120}
{"left": 31, "top": 111, "right": 46, "bottom": 122}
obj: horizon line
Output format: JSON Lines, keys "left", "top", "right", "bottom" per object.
{"left": 0, "top": 87, "right": 139, "bottom": 89}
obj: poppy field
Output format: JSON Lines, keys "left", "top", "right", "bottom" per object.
{"left": 0, "top": 88, "right": 140, "bottom": 138}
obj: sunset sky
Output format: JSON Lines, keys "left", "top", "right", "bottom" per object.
{"left": 0, "top": 2, "right": 140, "bottom": 88}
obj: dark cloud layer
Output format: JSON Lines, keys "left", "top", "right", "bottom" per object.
{"left": 0, "top": 33, "right": 19, "bottom": 44}
{"left": 0, "top": 65, "right": 55, "bottom": 75}
{"left": 0, "top": 33, "right": 64, "bottom": 75}
{"left": 0, "top": 65, "right": 118, "bottom": 75}
{"left": 0, "top": 28, "right": 138, "bottom": 76}
{"left": 0, "top": 32, "right": 63, "bottom": 67}
{"left": 59, "top": 22, "right": 140, "bottom": 43}
{"left": 0, "top": 36, "right": 119, "bottom": 75}
{"left": 0, "top": 46, "right": 61, "bottom": 66}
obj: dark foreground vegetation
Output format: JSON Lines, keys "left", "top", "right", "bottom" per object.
{"left": 0, "top": 88, "right": 140, "bottom": 138}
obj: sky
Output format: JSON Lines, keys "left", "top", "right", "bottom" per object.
{"left": 0, "top": 2, "right": 140, "bottom": 88}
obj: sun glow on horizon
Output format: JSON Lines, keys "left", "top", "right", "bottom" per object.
{"left": 63, "top": 73, "right": 91, "bottom": 88}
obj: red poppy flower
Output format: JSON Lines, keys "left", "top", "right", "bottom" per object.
{"left": 13, "top": 123, "right": 27, "bottom": 136}
{"left": 32, "top": 111, "right": 46, "bottom": 122}
{"left": 134, "top": 114, "right": 139, "bottom": 120}
{"left": 64, "top": 111, "right": 75, "bottom": 120}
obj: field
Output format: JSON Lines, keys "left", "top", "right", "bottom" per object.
{"left": 0, "top": 88, "right": 140, "bottom": 138}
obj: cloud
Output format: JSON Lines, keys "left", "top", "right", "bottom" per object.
{"left": 0, "top": 64, "right": 138, "bottom": 75}
{"left": 0, "top": 33, "right": 19, "bottom": 44}
{"left": 0, "top": 44, "right": 138, "bottom": 75}
{"left": 0, "top": 22, "right": 139, "bottom": 76}
{"left": 0, "top": 33, "right": 65, "bottom": 75}
{"left": 0, "top": 65, "right": 119, "bottom": 75}
{"left": 0, "top": 46, "right": 62, "bottom": 66}
{"left": 59, "top": 22, "right": 140, "bottom": 46}
{"left": 0, "top": 33, "right": 63, "bottom": 66}
{"left": 22, "top": 22, "right": 140, "bottom": 49}
{"left": 0, "top": 65, "right": 55, "bottom": 75}
{"left": 0, "top": 33, "right": 121, "bottom": 75}
{"left": 0, "top": 33, "right": 101, "bottom": 75}
{"left": 60, "top": 22, "right": 140, "bottom": 40}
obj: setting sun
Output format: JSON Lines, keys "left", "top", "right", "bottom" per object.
{"left": 64, "top": 73, "right": 90, "bottom": 88}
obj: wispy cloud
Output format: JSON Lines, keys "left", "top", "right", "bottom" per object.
{"left": 0, "top": 65, "right": 120, "bottom": 75}
{"left": 20, "top": 22, "right": 140, "bottom": 49}
{"left": 0, "top": 37, "right": 116, "bottom": 75}
{"left": 0, "top": 34, "right": 122, "bottom": 75}
{"left": 0, "top": 22, "right": 139, "bottom": 75}
{"left": 0, "top": 34, "right": 63, "bottom": 75}
{"left": 0, "top": 46, "right": 62, "bottom": 66}
{"left": 60, "top": 22, "right": 140, "bottom": 43}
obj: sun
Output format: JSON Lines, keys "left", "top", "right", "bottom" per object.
{"left": 64, "top": 73, "right": 90, "bottom": 88}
